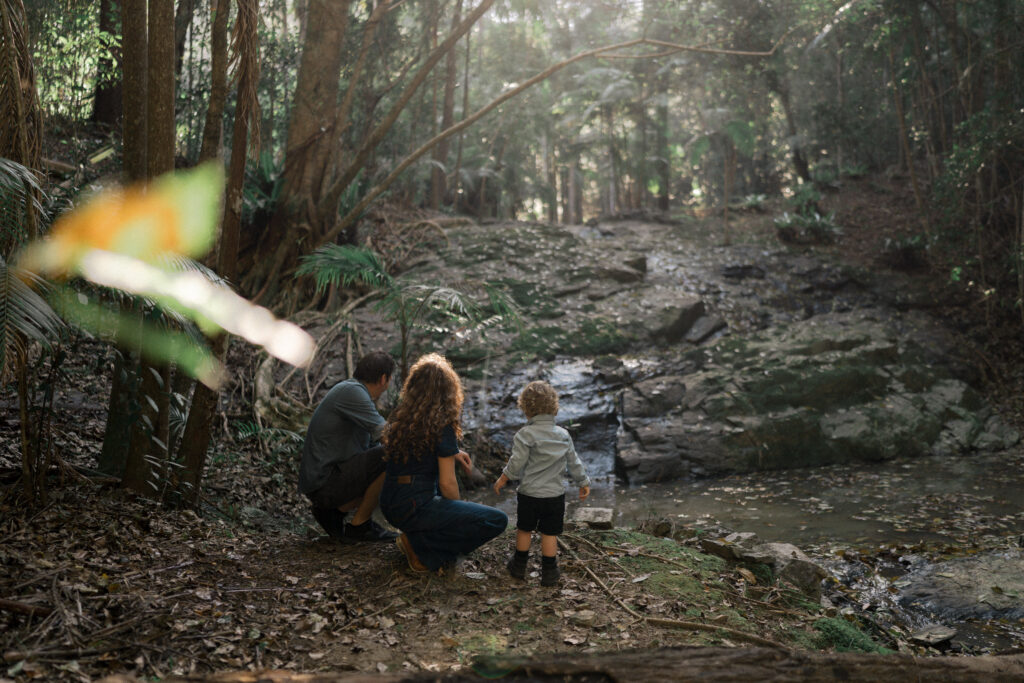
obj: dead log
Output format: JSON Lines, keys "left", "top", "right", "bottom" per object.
{"left": 100, "top": 646, "right": 1024, "bottom": 682}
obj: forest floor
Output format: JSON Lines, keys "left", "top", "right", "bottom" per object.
{"left": 2, "top": 173, "right": 1023, "bottom": 681}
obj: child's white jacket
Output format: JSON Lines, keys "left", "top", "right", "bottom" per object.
{"left": 503, "top": 414, "right": 591, "bottom": 498}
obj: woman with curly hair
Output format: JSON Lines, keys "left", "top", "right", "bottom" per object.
{"left": 379, "top": 353, "right": 508, "bottom": 573}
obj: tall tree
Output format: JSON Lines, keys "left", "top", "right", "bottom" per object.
{"left": 176, "top": 0, "right": 260, "bottom": 506}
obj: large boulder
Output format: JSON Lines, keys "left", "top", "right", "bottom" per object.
{"left": 617, "top": 311, "right": 1019, "bottom": 482}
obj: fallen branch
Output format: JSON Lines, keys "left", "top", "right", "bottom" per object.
{"left": 0, "top": 597, "right": 53, "bottom": 617}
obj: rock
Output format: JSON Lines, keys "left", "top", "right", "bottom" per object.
{"left": 700, "top": 532, "right": 758, "bottom": 561}
{"left": 650, "top": 296, "right": 705, "bottom": 343}
{"left": 595, "top": 265, "right": 645, "bottom": 283}
{"left": 684, "top": 315, "right": 727, "bottom": 344}
{"left": 722, "top": 264, "right": 766, "bottom": 280}
{"left": 701, "top": 538, "right": 743, "bottom": 561}
{"left": 574, "top": 507, "right": 614, "bottom": 529}
{"left": 909, "top": 625, "right": 957, "bottom": 647}
{"left": 622, "top": 375, "right": 687, "bottom": 418}
{"left": 569, "top": 609, "right": 597, "bottom": 627}
{"left": 898, "top": 549, "right": 1024, "bottom": 620}
{"left": 624, "top": 256, "right": 647, "bottom": 273}
{"left": 617, "top": 311, "right": 1020, "bottom": 480}
{"left": 739, "top": 542, "right": 828, "bottom": 598}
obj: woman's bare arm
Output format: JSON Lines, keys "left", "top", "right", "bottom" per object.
{"left": 438, "top": 456, "right": 461, "bottom": 500}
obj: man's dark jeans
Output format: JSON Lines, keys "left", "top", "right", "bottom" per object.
{"left": 380, "top": 476, "right": 508, "bottom": 571}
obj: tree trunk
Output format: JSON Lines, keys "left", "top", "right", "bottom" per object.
{"left": 98, "top": 351, "right": 135, "bottom": 476}
{"left": 430, "top": 0, "right": 461, "bottom": 209}
{"left": 176, "top": 0, "right": 258, "bottom": 506}
{"left": 174, "top": 0, "right": 195, "bottom": 78}
{"left": 199, "top": 0, "right": 231, "bottom": 167}
{"left": 765, "top": 70, "right": 810, "bottom": 184}
{"left": 123, "top": 0, "right": 175, "bottom": 497}
{"left": 91, "top": 0, "right": 123, "bottom": 127}
{"left": 451, "top": 18, "right": 471, "bottom": 208}
{"left": 254, "top": 0, "right": 350, "bottom": 291}
{"left": 121, "top": 0, "right": 147, "bottom": 182}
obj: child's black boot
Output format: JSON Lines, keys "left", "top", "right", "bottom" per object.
{"left": 507, "top": 550, "right": 528, "bottom": 580}
{"left": 540, "top": 555, "right": 560, "bottom": 587}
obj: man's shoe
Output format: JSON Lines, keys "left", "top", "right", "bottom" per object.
{"left": 540, "top": 562, "right": 560, "bottom": 587}
{"left": 506, "top": 553, "right": 528, "bottom": 580}
{"left": 344, "top": 519, "right": 399, "bottom": 543}
{"left": 311, "top": 506, "right": 348, "bottom": 541}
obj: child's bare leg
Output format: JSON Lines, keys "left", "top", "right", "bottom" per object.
{"left": 540, "top": 533, "right": 557, "bottom": 558}
{"left": 516, "top": 529, "right": 532, "bottom": 552}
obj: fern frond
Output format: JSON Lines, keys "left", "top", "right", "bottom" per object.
{"left": 296, "top": 244, "right": 393, "bottom": 294}
{"left": 0, "top": 253, "right": 63, "bottom": 381}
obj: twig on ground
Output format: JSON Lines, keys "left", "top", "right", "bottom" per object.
{"left": 0, "top": 598, "right": 53, "bottom": 617}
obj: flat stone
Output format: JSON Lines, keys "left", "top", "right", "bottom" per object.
{"left": 574, "top": 507, "right": 614, "bottom": 529}
{"left": 909, "top": 625, "right": 957, "bottom": 646}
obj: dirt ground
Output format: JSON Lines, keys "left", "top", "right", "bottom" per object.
{"left": 2, "top": 174, "right": 1023, "bottom": 681}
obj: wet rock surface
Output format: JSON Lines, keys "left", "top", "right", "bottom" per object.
{"left": 421, "top": 217, "right": 1018, "bottom": 483}
{"left": 897, "top": 549, "right": 1024, "bottom": 620}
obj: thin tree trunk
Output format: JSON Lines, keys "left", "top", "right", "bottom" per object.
{"left": 123, "top": 0, "right": 175, "bottom": 497}
{"left": 121, "top": 0, "right": 147, "bottom": 182}
{"left": 430, "top": 0, "right": 462, "bottom": 209}
{"left": 174, "top": 0, "right": 196, "bottom": 78}
{"left": 199, "top": 0, "right": 231, "bottom": 162}
{"left": 887, "top": 45, "right": 929, "bottom": 240}
{"left": 177, "top": 0, "right": 259, "bottom": 506}
{"left": 0, "top": 0, "right": 41, "bottom": 247}
{"left": 451, "top": 18, "right": 471, "bottom": 208}
{"left": 92, "top": 0, "right": 123, "bottom": 127}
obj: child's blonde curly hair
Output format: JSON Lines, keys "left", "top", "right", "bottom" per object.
{"left": 517, "top": 381, "right": 558, "bottom": 418}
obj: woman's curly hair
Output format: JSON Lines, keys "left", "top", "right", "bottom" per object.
{"left": 518, "top": 381, "right": 558, "bottom": 418}
{"left": 381, "top": 353, "right": 464, "bottom": 462}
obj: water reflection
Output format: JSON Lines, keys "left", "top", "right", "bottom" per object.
{"left": 477, "top": 447, "right": 1024, "bottom": 550}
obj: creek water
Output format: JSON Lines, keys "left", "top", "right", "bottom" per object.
{"left": 467, "top": 358, "right": 1024, "bottom": 550}
{"left": 464, "top": 357, "right": 1024, "bottom": 650}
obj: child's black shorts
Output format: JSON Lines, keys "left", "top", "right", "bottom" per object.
{"left": 516, "top": 492, "right": 565, "bottom": 536}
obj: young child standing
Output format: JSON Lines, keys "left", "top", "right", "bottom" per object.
{"left": 493, "top": 381, "right": 591, "bottom": 586}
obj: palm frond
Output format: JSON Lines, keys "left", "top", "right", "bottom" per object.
{"left": 0, "top": 157, "right": 45, "bottom": 255}
{"left": 0, "top": 252, "right": 64, "bottom": 381}
{"left": 296, "top": 244, "right": 393, "bottom": 294}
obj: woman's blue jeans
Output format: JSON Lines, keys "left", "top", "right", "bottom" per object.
{"left": 380, "top": 477, "right": 508, "bottom": 571}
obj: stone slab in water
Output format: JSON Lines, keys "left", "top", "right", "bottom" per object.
{"left": 574, "top": 507, "right": 614, "bottom": 529}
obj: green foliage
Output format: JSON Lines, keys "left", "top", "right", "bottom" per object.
{"left": 511, "top": 317, "right": 630, "bottom": 359}
{"left": 28, "top": 2, "right": 119, "bottom": 120}
{"left": 812, "top": 617, "right": 892, "bottom": 654}
{"left": 234, "top": 420, "right": 303, "bottom": 465}
{"left": 242, "top": 152, "right": 284, "bottom": 229}
{"left": 773, "top": 211, "right": 842, "bottom": 245}
{"left": 788, "top": 184, "right": 822, "bottom": 217}
{"left": 295, "top": 244, "right": 393, "bottom": 292}
{"left": 297, "top": 245, "right": 519, "bottom": 378}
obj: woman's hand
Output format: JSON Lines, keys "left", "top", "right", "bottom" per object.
{"left": 579, "top": 485, "right": 590, "bottom": 501}
{"left": 438, "top": 456, "right": 461, "bottom": 500}
{"left": 454, "top": 450, "right": 473, "bottom": 476}
{"left": 493, "top": 473, "right": 509, "bottom": 495}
